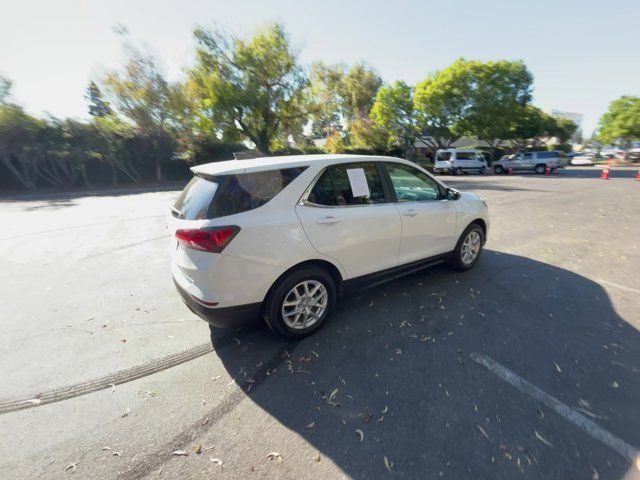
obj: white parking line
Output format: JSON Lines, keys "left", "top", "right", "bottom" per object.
{"left": 471, "top": 353, "right": 640, "bottom": 463}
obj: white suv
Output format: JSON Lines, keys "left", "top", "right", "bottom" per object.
{"left": 169, "top": 155, "right": 489, "bottom": 338}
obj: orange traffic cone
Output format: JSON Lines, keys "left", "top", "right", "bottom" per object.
{"left": 545, "top": 166, "right": 551, "bottom": 176}
{"left": 601, "top": 165, "right": 610, "bottom": 180}
{"left": 508, "top": 166, "right": 513, "bottom": 175}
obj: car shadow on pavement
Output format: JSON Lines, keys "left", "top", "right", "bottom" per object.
{"left": 210, "top": 250, "right": 640, "bottom": 479}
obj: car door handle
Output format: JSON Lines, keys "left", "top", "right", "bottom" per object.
{"left": 403, "top": 209, "right": 418, "bottom": 217}
{"left": 316, "top": 216, "right": 340, "bottom": 225}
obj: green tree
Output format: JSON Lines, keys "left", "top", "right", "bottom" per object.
{"left": 509, "top": 106, "right": 554, "bottom": 151}
{"left": 414, "top": 59, "right": 475, "bottom": 151}
{"left": 465, "top": 60, "right": 533, "bottom": 160}
{"left": 309, "top": 62, "right": 343, "bottom": 138}
{"left": 189, "top": 23, "right": 311, "bottom": 155}
{"left": 0, "top": 75, "right": 11, "bottom": 104}
{"left": 550, "top": 117, "right": 578, "bottom": 145}
{"left": 103, "top": 45, "right": 180, "bottom": 180}
{"left": 337, "top": 63, "right": 382, "bottom": 127}
{"left": 85, "top": 81, "right": 113, "bottom": 117}
{"left": 370, "top": 81, "right": 417, "bottom": 159}
{"left": 0, "top": 104, "right": 44, "bottom": 188}
{"left": 597, "top": 96, "right": 640, "bottom": 146}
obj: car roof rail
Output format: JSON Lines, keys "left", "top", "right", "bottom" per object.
{"left": 233, "top": 150, "right": 261, "bottom": 160}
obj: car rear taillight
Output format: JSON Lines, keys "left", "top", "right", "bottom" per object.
{"left": 175, "top": 226, "right": 240, "bottom": 253}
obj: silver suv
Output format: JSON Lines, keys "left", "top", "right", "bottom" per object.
{"left": 493, "top": 151, "right": 567, "bottom": 174}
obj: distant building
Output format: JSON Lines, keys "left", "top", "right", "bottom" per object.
{"left": 551, "top": 110, "right": 584, "bottom": 144}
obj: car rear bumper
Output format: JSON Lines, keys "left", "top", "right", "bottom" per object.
{"left": 173, "top": 278, "right": 262, "bottom": 328}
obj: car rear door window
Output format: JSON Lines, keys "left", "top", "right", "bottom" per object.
{"left": 307, "top": 163, "right": 387, "bottom": 206}
{"left": 173, "top": 167, "right": 306, "bottom": 219}
{"left": 386, "top": 163, "right": 443, "bottom": 202}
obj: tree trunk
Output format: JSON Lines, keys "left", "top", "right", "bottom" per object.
{"left": 80, "top": 164, "right": 91, "bottom": 188}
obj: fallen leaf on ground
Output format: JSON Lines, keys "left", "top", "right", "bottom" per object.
{"left": 534, "top": 431, "right": 554, "bottom": 448}
{"left": 65, "top": 463, "right": 77, "bottom": 472}
{"left": 305, "top": 422, "right": 315, "bottom": 429}
{"left": 553, "top": 362, "right": 562, "bottom": 373}
{"left": 267, "top": 451, "right": 283, "bottom": 462}
{"left": 382, "top": 406, "right": 388, "bottom": 413}
{"left": 356, "top": 429, "right": 364, "bottom": 443}
{"left": 384, "top": 456, "right": 393, "bottom": 472}
{"left": 112, "top": 452, "right": 121, "bottom": 457}
{"left": 210, "top": 457, "right": 223, "bottom": 466}
{"left": 476, "top": 425, "right": 490, "bottom": 441}
{"left": 171, "top": 450, "right": 189, "bottom": 456}
{"left": 363, "top": 410, "right": 373, "bottom": 423}
{"left": 313, "top": 453, "right": 321, "bottom": 462}
{"left": 194, "top": 444, "right": 202, "bottom": 454}
{"left": 101, "top": 446, "right": 111, "bottom": 451}
{"left": 611, "top": 381, "right": 620, "bottom": 388}
{"left": 328, "top": 388, "right": 338, "bottom": 402}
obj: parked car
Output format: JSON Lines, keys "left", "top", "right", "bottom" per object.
{"left": 570, "top": 152, "right": 596, "bottom": 166}
{"left": 627, "top": 148, "right": 640, "bottom": 163}
{"left": 493, "top": 150, "right": 567, "bottom": 174}
{"left": 169, "top": 155, "right": 489, "bottom": 338}
{"left": 433, "top": 149, "right": 487, "bottom": 175}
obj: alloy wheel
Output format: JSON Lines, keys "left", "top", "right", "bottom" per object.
{"left": 461, "top": 230, "right": 482, "bottom": 265}
{"left": 281, "top": 280, "right": 328, "bottom": 330}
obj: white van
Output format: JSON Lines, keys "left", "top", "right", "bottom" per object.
{"left": 433, "top": 149, "right": 487, "bottom": 175}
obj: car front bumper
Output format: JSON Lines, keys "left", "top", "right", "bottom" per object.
{"left": 173, "top": 278, "right": 261, "bottom": 328}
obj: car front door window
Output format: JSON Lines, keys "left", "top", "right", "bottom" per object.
{"left": 386, "top": 163, "right": 442, "bottom": 202}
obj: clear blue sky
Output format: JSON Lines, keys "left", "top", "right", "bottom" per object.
{"left": 1, "top": 0, "right": 639, "bottom": 135}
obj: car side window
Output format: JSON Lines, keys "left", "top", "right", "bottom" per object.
{"left": 523, "top": 153, "right": 533, "bottom": 160}
{"left": 386, "top": 163, "right": 442, "bottom": 202}
{"left": 307, "top": 162, "right": 387, "bottom": 206}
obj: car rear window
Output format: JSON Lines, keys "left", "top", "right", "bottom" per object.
{"left": 172, "top": 167, "right": 306, "bottom": 220}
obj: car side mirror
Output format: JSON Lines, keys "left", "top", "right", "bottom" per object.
{"left": 446, "top": 188, "right": 461, "bottom": 201}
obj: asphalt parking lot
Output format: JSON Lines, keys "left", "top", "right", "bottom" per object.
{"left": 1, "top": 167, "right": 639, "bottom": 479}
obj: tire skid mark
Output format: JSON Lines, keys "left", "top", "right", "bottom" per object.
{"left": 116, "top": 340, "right": 296, "bottom": 480}
{"left": 0, "top": 329, "right": 259, "bottom": 415}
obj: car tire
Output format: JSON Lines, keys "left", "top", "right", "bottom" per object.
{"left": 455, "top": 167, "right": 463, "bottom": 176}
{"left": 535, "top": 164, "right": 546, "bottom": 174}
{"left": 263, "top": 266, "right": 336, "bottom": 338}
{"left": 494, "top": 165, "right": 504, "bottom": 174}
{"left": 479, "top": 166, "right": 486, "bottom": 175}
{"left": 447, "top": 223, "right": 484, "bottom": 271}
